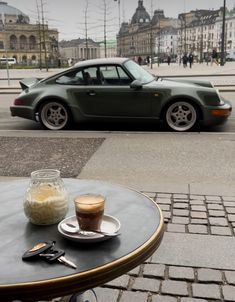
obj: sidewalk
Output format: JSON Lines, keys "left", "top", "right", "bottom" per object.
{"left": 97, "top": 190, "right": 235, "bottom": 302}
{"left": 144, "top": 61, "right": 235, "bottom": 77}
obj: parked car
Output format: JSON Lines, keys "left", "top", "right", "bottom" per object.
{"left": 10, "top": 57, "right": 232, "bottom": 131}
{"left": 0, "top": 57, "right": 16, "bottom": 65}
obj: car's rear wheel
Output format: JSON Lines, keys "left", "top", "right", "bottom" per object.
{"left": 165, "top": 101, "right": 198, "bottom": 132}
{"left": 39, "top": 101, "right": 70, "bottom": 130}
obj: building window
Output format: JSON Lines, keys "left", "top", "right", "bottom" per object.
{"left": 10, "top": 35, "right": 17, "bottom": 49}
{"left": 29, "top": 35, "right": 36, "bottom": 49}
{"left": 22, "top": 55, "right": 27, "bottom": 64}
{"left": 0, "top": 41, "right": 3, "bottom": 49}
{"left": 31, "top": 55, "right": 37, "bottom": 64}
{"left": 20, "top": 35, "right": 27, "bottom": 49}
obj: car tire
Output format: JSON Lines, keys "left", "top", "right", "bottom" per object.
{"left": 39, "top": 101, "right": 71, "bottom": 130}
{"left": 164, "top": 101, "right": 199, "bottom": 132}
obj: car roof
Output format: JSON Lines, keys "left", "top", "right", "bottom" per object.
{"left": 74, "top": 57, "right": 130, "bottom": 68}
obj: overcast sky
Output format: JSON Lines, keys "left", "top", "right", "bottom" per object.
{"left": 7, "top": 0, "right": 235, "bottom": 41}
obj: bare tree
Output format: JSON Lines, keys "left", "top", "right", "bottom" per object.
{"left": 84, "top": 0, "right": 89, "bottom": 59}
{"left": 35, "top": 0, "right": 42, "bottom": 69}
{"left": 103, "top": 0, "right": 107, "bottom": 58}
{"left": 40, "top": 0, "right": 48, "bottom": 70}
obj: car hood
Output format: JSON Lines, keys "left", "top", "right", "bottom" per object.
{"left": 159, "top": 77, "right": 214, "bottom": 88}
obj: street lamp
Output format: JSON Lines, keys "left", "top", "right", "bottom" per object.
{"left": 114, "top": 0, "right": 121, "bottom": 56}
{"left": 1, "top": 13, "right": 10, "bottom": 85}
{"left": 220, "top": 0, "right": 226, "bottom": 66}
{"left": 114, "top": 0, "right": 121, "bottom": 29}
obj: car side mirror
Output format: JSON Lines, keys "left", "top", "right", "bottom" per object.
{"left": 130, "top": 80, "right": 142, "bottom": 90}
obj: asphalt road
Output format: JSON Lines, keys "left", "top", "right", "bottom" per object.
{"left": 0, "top": 92, "right": 234, "bottom": 133}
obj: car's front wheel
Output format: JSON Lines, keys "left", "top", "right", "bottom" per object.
{"left": 39, "top": 101, "right": 70, "bottom": 130}
{"left": 165, "top": 101, "right": 198, "bottom": 132}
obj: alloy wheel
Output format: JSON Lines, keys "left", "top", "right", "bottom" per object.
{"left": 165, "top": 101, "right": 198, "bottom": 131}
{"left": 40, "top": 102, "right": 69, "bottom": 130}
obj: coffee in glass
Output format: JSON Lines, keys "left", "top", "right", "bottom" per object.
{"left": 74, "top": 194, "right": 105, "bottom": 231}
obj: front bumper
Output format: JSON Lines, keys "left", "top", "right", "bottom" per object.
{"left": 202, "top": 99, "right": 232, "bottom": 126}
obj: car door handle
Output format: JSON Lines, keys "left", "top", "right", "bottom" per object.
{"left": 87, "top": 90, "right": 96, "bottom": 96}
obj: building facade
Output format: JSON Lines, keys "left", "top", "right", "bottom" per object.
{"left": 177, "top": 7, "right": 235, "bottom": 61}
{"left": 117, "top": 1, "right": 235, "bottom": 63}
{"left": 117, "top": 0, "right": 178, "bottom": 60}
{"left": 156, "top": 26, "right": 178, "bottom": 60}
{"left": 99, "top": 40, "right": 117, "bottom": 58}
{"left": 178, "top": 8, "right": 223, "bottom": 61}
{"left": 0, "top": 1, "right": 59, "bottom": 65}
{"left": 59, "top": 38, "right": 100, "bottom": 64}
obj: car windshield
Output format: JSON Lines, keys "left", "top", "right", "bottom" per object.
{"left": 124, "top": 60, "right": 155, "bottom": 84}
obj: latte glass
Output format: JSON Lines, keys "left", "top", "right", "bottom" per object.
{"left": 74, "top": 194, "right": 105, "bottom": 231}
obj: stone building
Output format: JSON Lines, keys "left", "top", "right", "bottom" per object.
{"left": 0, "top": 1, "right": 59, "bottom": 65}
{"left": 99, "top": 40, "right": 117, "bottom": 58}
{"left": 59, "top": 38, "right": 100, "bottom": 64}
{"left": 156, "top": 26, "right": 178, "bottom": 60}
{"left": 214, "top": 7, "right": 235, "bottom": 60}
{"left": 117, "top": 0, "right": 178, "bottom": 59}
{"left": 178, "top": 8, "right": 222, "bottom": 61}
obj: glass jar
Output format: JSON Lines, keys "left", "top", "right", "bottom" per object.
{"left": 24, "top": 169, "right": 69, "bottom": 225}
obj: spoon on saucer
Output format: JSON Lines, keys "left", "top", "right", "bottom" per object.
{"left": 62, "top": 222, "right": 120, "bottom": 237}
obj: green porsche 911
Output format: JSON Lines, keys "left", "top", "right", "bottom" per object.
{"left": 10, "top": 57, "right": 232, "bottom": 131}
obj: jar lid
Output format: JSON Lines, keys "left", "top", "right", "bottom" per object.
{"left": 31, "top": 169, "right": 60, "bottom": 180}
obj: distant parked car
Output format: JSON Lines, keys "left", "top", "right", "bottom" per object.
{"left": 10, "top": 57, "right": 232, "bottom": 131}
{"left": 0, "top": 57, "right": 16, "bottom": 65}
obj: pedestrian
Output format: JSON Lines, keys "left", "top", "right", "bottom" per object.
{"left": 182, "top": 53, "right": 188, "bottom": 68}
{"left": 167, "top": 55, "right": 171, "bottom": 66}
{"left": 146, "top": 55, "right": 150, "bottom": 66}
{"left": 178, "top": 55, "right": 182, "bottom": 66}
{"left": 211, "top": 49, "right": 219, "bottom": 65}
{"left": 68, "top": 58, "right": 72, "bottom": 67}
{"left": 137, "top": 56, "right": 142, "bottom": 65}
{"left": 188, "top": 53, "right": 194, "bottom": 68}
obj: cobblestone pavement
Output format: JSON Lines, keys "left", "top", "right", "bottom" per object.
{"left": 39, "top": 192, "right": 235, "bottom": 302}
{"left": 151, "top": 192, "right": 235, "bottom": 237}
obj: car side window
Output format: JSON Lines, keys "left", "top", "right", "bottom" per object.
{"left": 82, "top": 67, "right": 99, "bottom": 85}
{"left": 99, "top": 65, "right": 131, "bottom": 85}
{"left": 55, "top": 65, "right": 132, "bottom": 86}
{"left": 56, "top": 70, "right": 83, "bottom": 85}
{"left": 116, "top": 66, "right": 132, "bottom": 85}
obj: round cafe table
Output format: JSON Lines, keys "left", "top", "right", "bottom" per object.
{"left": 0, "top": 179, "right": 164, "bottom": 302}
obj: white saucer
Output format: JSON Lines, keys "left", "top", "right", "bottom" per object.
{"left": 58, "top": 215, "right": 121, "bottom": 243}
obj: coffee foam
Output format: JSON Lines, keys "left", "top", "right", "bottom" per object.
{"left": 75, "top": 195, "right": 104, "bottom": 213}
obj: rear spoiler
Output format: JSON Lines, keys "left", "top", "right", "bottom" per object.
{"left": 19, "top": 78, "right": 40, "bottom": 90}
